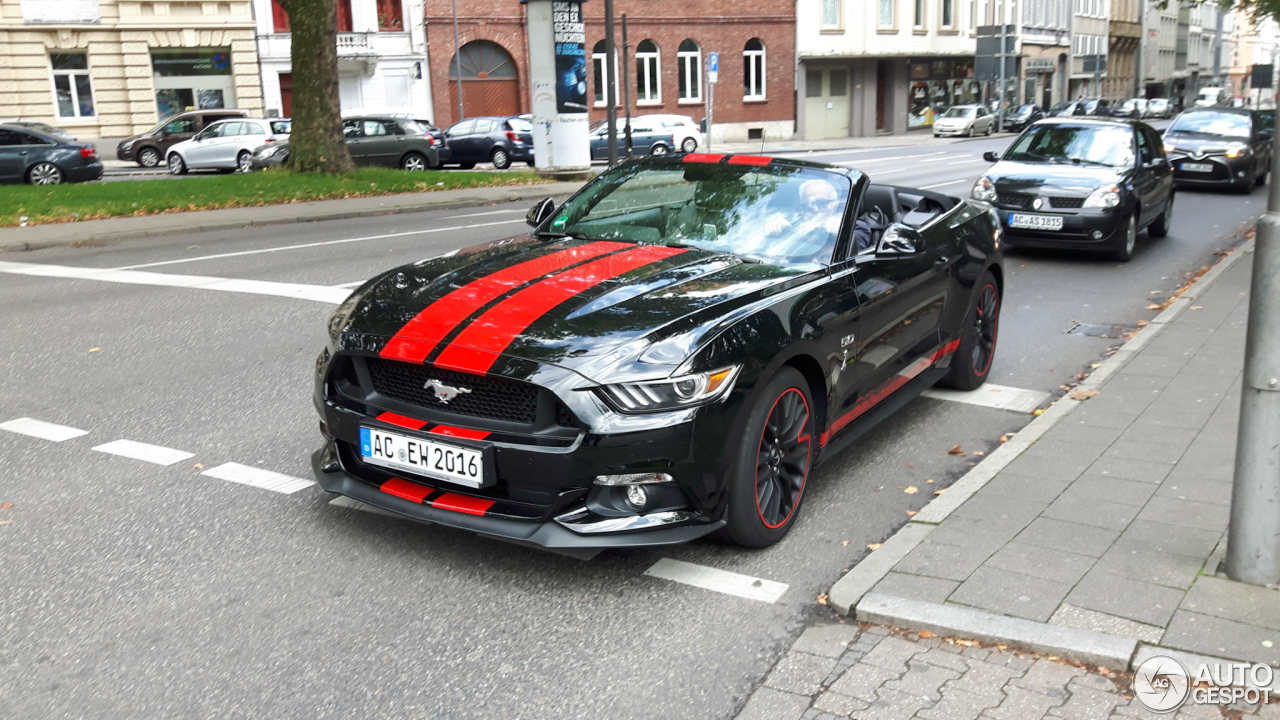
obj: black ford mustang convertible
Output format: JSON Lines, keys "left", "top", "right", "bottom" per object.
{"left": 312, "top": 153, "right": 1005, "bottom": 548}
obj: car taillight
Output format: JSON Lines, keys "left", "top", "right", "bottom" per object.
{"left": 505, "top": 130, "right": 518, "bottom": 143}
{"left": 427, "top": 135, "right": 437, "bottom": 146}
{"left": 264, "top": 138, "right": 276, "bottom": 143}
{"left": 79, "top": 147, "right": 97, "bottom": 159}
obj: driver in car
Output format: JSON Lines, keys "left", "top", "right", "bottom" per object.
{"left": 757, "top": 178, "right": 845, "bottom": 259}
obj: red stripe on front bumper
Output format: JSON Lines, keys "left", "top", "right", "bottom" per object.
{"left": 428, "top": 425, "right": 491, "bottom": 441}
{"left": 379, "top": 241, "right": 630, "bottom": 364}
{"left": 380, "top": 477, "right": 433, "bottom": 503}
{"left": 431, "top": 492, "right": 495, "bottom": 516}
{"left": 376, "top": 412, "right": 428, "bottom": 430}
{"left": 433, "top": 245, "right": 689, "bottom": 374}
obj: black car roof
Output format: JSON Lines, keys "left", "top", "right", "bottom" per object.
{"left": 1034, "top": 117, "right": 1144, "bottom": 129}
{"left": 0, "top": 124, "right": 72, "bottom": 144}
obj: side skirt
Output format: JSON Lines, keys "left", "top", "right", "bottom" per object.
{"left": 815, "top": 366, "right": 950, "bottom": 466}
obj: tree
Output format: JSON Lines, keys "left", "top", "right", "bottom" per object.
{"left": 278, "top": 0, "right": 354, "bottom": 173}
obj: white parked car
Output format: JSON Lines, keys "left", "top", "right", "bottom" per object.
{"left": 166, "top": 117, "right": 291, "bottom": 174}
{"left": 637, "top": 114, "right": 704, "bottom": 153}
{"left": 932, "top": 105, "right": 996, "bottom": 137}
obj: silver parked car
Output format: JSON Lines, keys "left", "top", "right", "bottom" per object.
{"left": 933, "top": 105, "right": 996, "bottom": 137}
{"left": 1145, "top": 98, "right": 1172, "bottom": 118}
{"left": 166, "top": 117, "right": 291, "bottom": 175}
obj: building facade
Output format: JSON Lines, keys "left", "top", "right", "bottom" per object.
{"left": 422, "top": 0, "right": 795, "bottom": 142}
{"left": 1225, "top": 8, "right": 1276, "bottom": 105}
{"left": 1019, "top": 0, "right": 1071, "bottom": 109}
{"left": 1140, "top": 0, "right": 1180, "bottom": 100}
{"left": 253, "top": 0, "right": 432, "bottom": 121}
{"left": 1105, "top": 0, "right": 1140, "bottom": 98}
{"left": 1069, "top": 0, "right": 1109, "bottom": 98}
{"left": 0, "top": 0, "right": 264, "bottom": 138}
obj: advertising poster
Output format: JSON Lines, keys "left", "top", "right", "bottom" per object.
{"left": 552, "top": 1, "right": 587, "bottom": 113}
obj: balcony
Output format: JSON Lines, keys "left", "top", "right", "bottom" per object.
{"left": 337, "top": 32, "right": 376, "bottom": 58}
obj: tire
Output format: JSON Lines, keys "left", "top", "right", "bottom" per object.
{"left": 137, "top": 147, "right": 161, "bottom": 168}
{"left": 937, "top": 272, "right": 1000, "bottom": 392}
{"left": 401, "top": 152, "right": 428, "bottom": 172}
{"left": 985, "top": 123, "right": 993, "bottom": 136}
{"left": 1112, "top": 213, "right": 1137, "bottom": 262}
{"left": 1148, "top": 193, "right": 1173, "bottom": 238}
{"left": 681, "top": 137, "right": 698, "bottom": 153}
{"left": 649, "top": 143, "right": 670, "bottom": 156}
{"left": 491, "top": 148, "right": 511, "bottom": 169}
{"left": 27, "top": 162, "right": 63, "bottom": 185}
{"left": 721, "top": 367, "right": 815, "bottom": 548}
{"left": 526, "top": 159, "right": 536, "bottom": 167}
{"left": 237, "top": 151, "right": 253, "bottom": 174}
{"left": 168, "top": 154, "right": 187, "bottom": 175}
{"left": 1256, "top": 167, "right": 1269, "bottom": 187}
{"left": 967, "top": 125, "right": 975, "bottom": 138}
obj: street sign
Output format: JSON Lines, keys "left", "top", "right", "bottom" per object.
{"left": 707, "top": 52, "right": 718, "bottom": 84}
{"left": 1252, "top": 64, "right": 1274, "bottom": 89}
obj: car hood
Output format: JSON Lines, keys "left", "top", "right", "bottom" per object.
{"left": 987, "top": 160, "right": 1124, "bottom": 195}
{"left": 339, "top": 236, "right": 816, "bottom": 378}
{"left": 935, "top": 117, "right": 972, "bottom": 126}
{"left": 1163, "top": 132, "right": 1249, "bottom": 154}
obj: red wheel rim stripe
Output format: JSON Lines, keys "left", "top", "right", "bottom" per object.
{"left": 380, "top": 241, "right": 630, "bottom": 364}
{"left": 756, "top": 387, "right": 811, "bottom": 529}
{"left": 433, "top": 245, "right": 688, "bottom": 374}
{"left": 974, "top": 284, "right": 998, "bottom": 377}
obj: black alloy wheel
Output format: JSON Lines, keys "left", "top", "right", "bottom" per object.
{"left": 938, "top": 270, "right": 1000, "bottom": 391}
{"left": 138, "top": 147, "right": 160, "bottom": 167}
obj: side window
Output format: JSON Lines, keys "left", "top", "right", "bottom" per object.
{"left": 243, "top": 122, "right": 266, "bottom": 136}
{"left": 22, "top": 132, "right": 54, "bottom": 145}
{"left": 166, "top": 118, "right": 197, "bottom": 134}
{"left": 1136, "top": 130, "right": 1153, "bottom": 164}
{"left": 448, "top": 119, "right": 475, "bottom": 136}
{"left": 0, "top": 129, "right": 21, "bottom": 146}
{"left": 199, "top": 123, "right": 225, "bottom": 139}
{"left": 381, "top": 120, "right": 403, "bottom": 135}
{"left": 474, "top": 119, "right": 496, "bottom": 134}
{"left": 362, "top": 120, "right": 387, "bottom": 136}
{"left": 270, "top": 121, "right": 291, "bottom": 134}
{"left": 1146, "top": 129, "right": 1166, "bottom": 159}
{"left": 343, "top": 119, "right": 362, "bottom": 139}
{"left": 222, "top": 122, "right": 245, "bottom": 137}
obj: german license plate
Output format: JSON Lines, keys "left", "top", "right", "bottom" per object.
{"left": 1008, "top": 213, "right": 1064, "bottom": 231}
{"left": 1181, "top": 162, "right": 1213, "bottom": 173}
{"left": 360, "top": 427, "right": 485, "bottom": 488}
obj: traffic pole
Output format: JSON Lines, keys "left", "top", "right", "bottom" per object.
{"left": 604, "top": 0, "right": 618, "bottom": 166}
{"left": 1226, "top": 119, "right": 1280, "bottom": 587}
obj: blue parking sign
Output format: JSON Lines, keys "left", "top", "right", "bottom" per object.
{"left": 707, "top": 52, "right": 719, "bottom": 73}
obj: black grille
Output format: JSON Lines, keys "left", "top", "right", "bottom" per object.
{"left": 997, "top": 192, "right": 1032, "bottom": 208}
{"left": 1049, "top": 197, "right": 1085, "bottom": 209}
{"left": 555, "top": 400, "right": 584, "bottom": 430}
{"left": 367, "top": 359, "right": 539, "bottom": 424}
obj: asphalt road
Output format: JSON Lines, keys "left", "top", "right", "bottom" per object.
{"left": 0, "top": 135, "right": 1263, "bottom": 719}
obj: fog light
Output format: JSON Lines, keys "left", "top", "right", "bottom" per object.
{"left": 1238, "top": 171, "right": 1246, "bottom": 177}
{"left": 626, "top": 485, "right": 648, "bottom": 508}
{"left": 595, "top": 472, "right": 674, "bottom": 485}
{"left": 1092, "top": 230, "right": 1103, "bottom": 240}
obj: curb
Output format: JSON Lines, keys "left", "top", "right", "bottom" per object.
{"left": 828, "top": 236, "right": 1257, "bottom": 667}
{"left": 0, "top": 182, "right": 583, "bottom": 252}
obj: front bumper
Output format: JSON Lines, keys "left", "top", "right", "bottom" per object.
{"left": 116, "top": 143, "right": 135, "bottom": 161}
{"left": 251, "top": 153, "right": 286, "bottom": 170}
{"left": 1169, "top": 154, "right": 1252, "bottom": 187}
{"left": 933, "top": 125, "right": 972, "bottom": 137}
{"left": 995, "top": 204, "right": 1127, "bottom": 250}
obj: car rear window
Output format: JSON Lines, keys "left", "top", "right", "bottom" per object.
{"left": 270, "top": 120, "right": 291, "bottom": 134}
{"left": 507, "top": 118, "right": 532, "bottom": 132}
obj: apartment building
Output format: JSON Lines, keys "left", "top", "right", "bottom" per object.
{"left": 1019, "top": 0, "right": 1071, "bottom": 108}
{"left": 1141, "top": 0, "right": 1180, "bottom": 100}
{"left": 0, "top": 0, "right": 263, "bottom": 138}
{"left": 1069, "top": 0, "right": 1108, "bottom": 98}
{"left": 1225, "top": 8, "right": 1277, "bottom": 104}
{"left": 1105, "top": 0, "right": 1140, "bottom": 98}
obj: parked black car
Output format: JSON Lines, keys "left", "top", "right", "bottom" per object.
{"left": 1162, "top": 108, "right": 1272, "bottom": 192}
{"left": 116, "top": 109, "right": 250, "bottom": 168}
{"left": 443, "top": 116, "right": 533, "bottom": 169}
{"left": 0, "top": 124, "right": 103, "bottom": 185}
{"left": 311, "top": 154, "right": 1005, "bottom": 548}
{"left": 974, "top": 118, "right": 1174, "bottom": 261}
{"left": 1003, "top": 104, "right": 1045, "bottom": 132}
{"left": 251, "top": 116, "right": 445, "bottom": 171}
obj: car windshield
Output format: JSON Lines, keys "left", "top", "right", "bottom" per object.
{"left": 1169, "top": 111, "right": 1251, "bottom": 138}
{"left": 1014, "top": 105, "right": 1035, "bottom": 114}
{"left": 944, "top": 107, "right": 975, "bottom": 118}
{"left": 549, "top": 161, "right": 852, "bottom": 267}
{"left": 1006, "top": 124, "right": 1135, "bottom": 167}
{"left": 1258, "top": 111, "right": 1275, "bottom": 132}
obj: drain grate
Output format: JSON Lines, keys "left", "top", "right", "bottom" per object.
{"left": 1065, "top": 323, "right": 1137, "bottom": 339}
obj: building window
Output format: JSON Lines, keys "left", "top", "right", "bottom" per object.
{"left": 377, "top": 0, "right": 403, "bottom": 30}
{"left": 591, "top": 40, "right": 619, "bottom": 106}
{"left": 914, "top": 0, "right": 925, "bottom": 28}
{"left": 636, "top": 40, "right": 660, "bottom": 104}
{"left": 743, "top": 38, "right": 765, "bottom": 100}
{"left": 339, "top": 0, "right": 353, "bottom": 32}
{"left": 271, "top": 0, "right": 289, "bottom": 32}
{"left": 677, "top": 39, "right": 701, "bottom": 102}
{"left": 821, "top": 0, "right": 842, "bottom": 28}
{"left": 50, "top": 53, "right": 94, "bottom": 119}
{"left": 879, "top": 0, "right": 896, "bottom": 28}
{"left": 942, "top": 0, "right": 954, "bottom": 27}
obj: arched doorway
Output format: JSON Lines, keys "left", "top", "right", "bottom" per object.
{"left": 449, "top": 40, "right": 520, "bottom": 119}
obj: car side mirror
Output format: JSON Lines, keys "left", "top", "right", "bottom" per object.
{"left": 1260, "top": 130, "right": 1273, "bottom": 141}
{"left": 875, "top": 224, "right": 924, "bottom": 257}
{"left": 983, "top": 151, "right": 1000, "bottom": 162}
{"left": 526, "top": 198, "right": 556, "bottom": 228}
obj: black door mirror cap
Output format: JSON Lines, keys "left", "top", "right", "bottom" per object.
{"left": 875, "top": 223, "right": 925, "bottom": 257}
{"left": 983, "top": 151, "right": 1000, "bottom": 163}
{"left": 527, "top": 197, "right": 556, "bottom": 228}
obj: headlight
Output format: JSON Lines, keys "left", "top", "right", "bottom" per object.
{"left": 1083, "top": 184, "right": 1122, "bottom": 209}
{"left": 598, "top": 365, "right": 740, "bottom": 414}
{"left": 255, "top": 145, "right": 283, "bottom": 158}
{"left": 1163, "top": 143, "right": 1176, "bottom": 154}
{"left": 1227, "top": 144, "right": 1251, "bottom": 158}
{"left": 971, "top": 176, "right": 997, "bottom": 203}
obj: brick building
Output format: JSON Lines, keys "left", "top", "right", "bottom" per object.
{"left": 422, "top": 0, "right": 795, "bottom": 142}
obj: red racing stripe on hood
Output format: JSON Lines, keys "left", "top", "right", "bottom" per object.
{"left": 432, "top": 245, "right": 689, "bottom": 375}
{"left": 380, "top": 241, "right": 630, "bottom": 364}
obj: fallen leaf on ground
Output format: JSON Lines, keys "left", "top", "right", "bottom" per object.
{"left": 905, "top": 510, "right": 918, "bottom": 517}
{"left": 972, "top": 451, "right": 985, "bottom": 457}
{"left": 0, "top": 503, "right": 11, "bottom": 509}
{"left": 904, "top": 486, "right": 919, "bottom": 494}
{"left": 1069, "top": 389, "right": 1100, "bottom": 401}
{"left": 905, "top": 463, "right": 914, "bottom": 468}
{"left": 999, "top": 435, "right": 1009, "bottom": 442}
{"left": 947, "top": 444, "right": 966, "bottom": 456}
{"left": 1190, "top": 305, "right": 1203, "bottom": 310}
{"left": 868, "top": 543, "right": 882, "bottom": 551}
{"left": 816, "top": 594, "right": 829, "bottom": 606}
{"left": 192, "top": 463, "right": 204, "bottom": 470}
{"left": 1149, "top": 290, "right": 1160, "bottom": 294}
{"left": 88, "top": 348, "right": 101, "bottom": 352}
{"left": 997, "top": 644, "right": 1008, "bottom": 650}
{"left": 1033, "top": 408, "right": 1045, "bottom": 415}
{"left": 934, "top": 489, "right": 947, "bottom": 495}
{"left": 926, "top": 479, "right": 935, "bottom": 484}
{"left": 0, "top": 521, "right": 11, "bottom": 525}
{"left": 1145, "top": 304, "right": 1161, "bottom": 310}
{"left": 919, "top": 631, "right": 935, "bottom": 638}
{"left": 841, "top": 540, "right": 850, "bottom": 546}
{"left": 1090, "top": 363, "right": 1101, "bottom": 369}
{"left": 1136, "top": 320, "right": 1149, "bottom": 326}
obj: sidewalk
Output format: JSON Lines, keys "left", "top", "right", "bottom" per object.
{"left": 0, "top": 181, "right": 583, "bottom": 251}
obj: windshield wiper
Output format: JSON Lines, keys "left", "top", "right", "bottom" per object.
{"left": 1011, "top": 152, "right": 1052, "bottom": 162}
{"left": 535, "top": 230, "right": 594, "bottom": 241}
{"left": 1068, "top": 158, "right": 1113, "bottom": 168}
{"left": 664, "top": 241, "right": 761, "bottom": 263}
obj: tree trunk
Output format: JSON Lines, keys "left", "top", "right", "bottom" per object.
{"left": 281, "top": 0, "right": 354, "bottom": 173}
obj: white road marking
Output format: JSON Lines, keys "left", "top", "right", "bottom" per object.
{"left": 92, "top": 439, "right": 194, "bottom": 465}
{"left": 922, "top": 383, "right": 1051, "bottom": 414}
{"left": 334, "top": 280, "right": 368, "bottom": 288}
{"left": 645, "top": 558, "right": 789, "bottom": 603}
{"left": 921, "top": 180, "right": 971, "bottom": 189}
{"left": 834, "top": 151, "right": 948, "bottom": 167}
{"left": 202, "top": 462, "right": 315, "bottom": 494}
{"left": 0, "top": 417, "right": 89, "bottom": 442}
{"left": 329, "top": 495, "right": 405, "bottom": 518}
{"left": 946, "top": 159, "right": 980, "bottom": 164}
{"left": 0, "top": 260, "right": 352, "bottom": 304}
{"left": 113, "top": 217, "right": 527, "bottom": 271}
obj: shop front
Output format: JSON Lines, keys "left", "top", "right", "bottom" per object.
{"left": 151, "top": 49, "right": 238, "bottom": 119}
{"left": 907, "top": 58, "right": 979, "bottom": 129}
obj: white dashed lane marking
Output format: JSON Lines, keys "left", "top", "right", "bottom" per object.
{"left": 922, "top": 383, "right": 1051, "bottom": 414}
{"left": 202, "top": 462, "right": 315, "bottom": 494}
{"left": 920, "top": 180, "right": 970, "bottom": 190}
{"left": 92, "top": 439, "right": 195, "bottom": 466}
{"left": 0, "top": 417, "right": 89, "bottom": 442}
{"left": 645, "top": 558, "right": 789, "bottom": 603}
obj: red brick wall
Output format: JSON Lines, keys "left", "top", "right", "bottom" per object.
{"left": 424, "top": 0, "right": 794, "bottom": 128}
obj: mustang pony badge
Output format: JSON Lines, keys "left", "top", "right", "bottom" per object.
{"left": 424, "top": 379, "right": 472, "bottom": 404}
